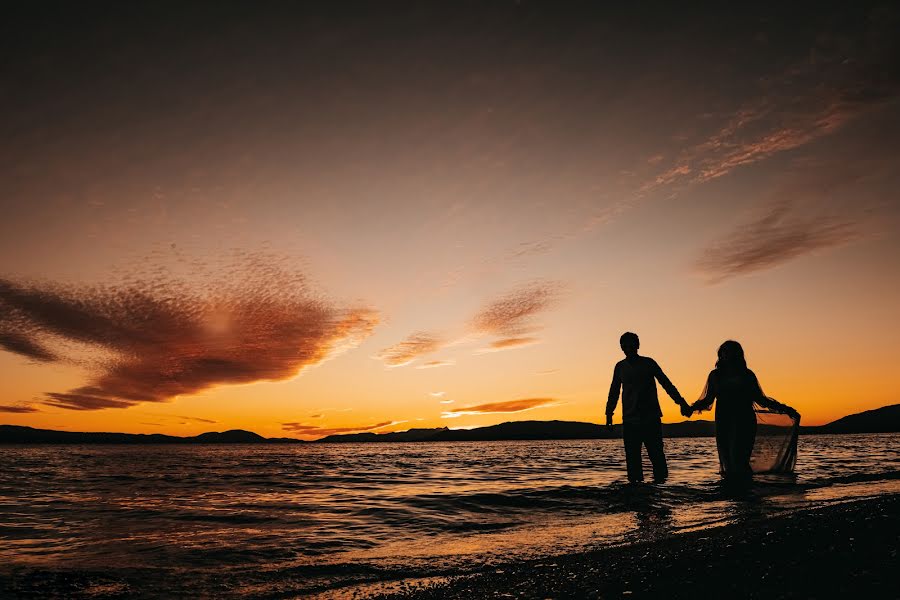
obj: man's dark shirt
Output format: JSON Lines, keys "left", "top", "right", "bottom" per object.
{"left": 607, "top": 355, "right": 685, "bottom": 424}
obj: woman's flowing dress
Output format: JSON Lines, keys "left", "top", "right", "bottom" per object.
{"left": 694, "top": 369, "right": 799, "bottom": 478}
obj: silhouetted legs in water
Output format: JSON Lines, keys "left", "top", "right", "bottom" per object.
{"left": 716, "top": 408, "right": 757, "bottom": 486}
{"left": 607, "top": 332, "right": 687, "bottom": 484}
{"left": 623, "top": 420, "right": 668, "bottom": 483}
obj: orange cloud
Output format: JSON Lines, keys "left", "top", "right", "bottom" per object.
{"left": 416, "top": 359, "right": 454, "bottom": 369}
{"left": 471, "top": 280, "right": 562, "bottom": 338}
{"left": 377, "top": 281, "right": 563, "bottom": 368}
{"left": 442, "top": 397, "right": 559, "bottom": 418}
{"left": 375, "top": 332, "right": 443, "bottom": 367}
{"left": 0, "top": 256, "right": 378, "bottom": 410}
{"left": 476, "top": 336, "right": 538, "bottom": 353}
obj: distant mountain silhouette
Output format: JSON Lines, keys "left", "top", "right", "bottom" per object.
{"left": 2, "top": 404, "right": 897, "bottom": 443}
{"left": 803, "top": 404, "right": 900, "bottom": 434}
{"left": 315, "top": 405, "right": 900, "bottom": 442}
{"left": 0, "top": 425, "right": 303, "bottom": 444}
{"left": 317, "top": 427, "right": 451, "bottom": 443}
{"left": 193, "top": 430, "right": 268, "bottom": 443}
{"left": 319, "top": 420, "right": 718, "bottom": 442}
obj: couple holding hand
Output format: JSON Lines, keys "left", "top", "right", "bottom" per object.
{"left": 607, "top": 332, "right": 800, "bottom": 484}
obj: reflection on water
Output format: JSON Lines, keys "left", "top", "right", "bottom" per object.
{"left": 0, "top": 434, "right": 898, "bottom": 596}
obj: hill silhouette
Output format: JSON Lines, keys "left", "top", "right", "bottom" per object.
{"left": 0, "top": 425, "right": 302, "bottom": 444}
{"left": 315, "top": 405, "right": 900, "bottom": 442}
{"left": 2, "top": 404, "right": 897, "bottom": 443}
{"left": 806, "top": 404, "right": 900, "bottom": 434}
{"left": 317, "top": 427, "right": 451, "bottom": 443}
{"left": 319, "top": 420, "right": 719, "bottom": 442}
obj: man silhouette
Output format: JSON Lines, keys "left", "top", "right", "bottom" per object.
{"left": 607, "top": 332, "right": 690, "bottom": 483}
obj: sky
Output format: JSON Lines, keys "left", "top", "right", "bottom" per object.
{"left": 1, "top": 2, "right": 899, "bottom": 437}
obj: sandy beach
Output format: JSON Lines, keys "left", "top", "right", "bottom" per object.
{"left": 371, "top": 494, "right": 900, "bottom": 600}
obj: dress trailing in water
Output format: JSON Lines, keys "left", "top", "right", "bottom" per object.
{"left": 693, "top": 368, "right": 799, "bottom": 478}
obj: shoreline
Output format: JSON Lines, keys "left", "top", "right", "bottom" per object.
{"left": 1, "top": 494, "right": 897, "bottom": 598}
{"left": 369, "top": 494, "right": 900, "bottom": 599}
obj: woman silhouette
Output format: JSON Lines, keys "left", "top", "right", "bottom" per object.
{"left": 691, "top": 341, "right": 800, "bottom": 482}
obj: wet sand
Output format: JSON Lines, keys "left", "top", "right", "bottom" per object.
{"left": 372, "top": 494, "right": 900, "bottom": 599}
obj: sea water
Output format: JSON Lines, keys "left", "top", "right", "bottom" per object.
{"left": 1, "top": 434, "right": 898, "bottom": 597}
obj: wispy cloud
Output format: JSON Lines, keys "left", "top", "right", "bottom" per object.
{"left": 486, "top": 21, "right": 900, "bottom": 281}
{"left": 471, "top": 281, "right": 562, "bottom": 338}
{"left": 44, "top": 393, "right": 137, "bottom": 411}
{"left": 470, "top": 281, "right": 562, "bottom": 353}
{"left": 0, "top": 404, "right": 40, "bottom": 413}
{"left": 0, "top": 255, "right": 378, "bottom": 411}
{"left": 429, "top": 391, "right": 455, "bottom": 404}
{"left": 441, "top": 397, "right": 560, "bottom": 418}
{"left": 646, "top": 51, "right": 900, "bottom": 197}
{"left": 505, "top": 239, "right": 557, "bottom": 260}
{"left": 374, "top": 332, "right": 443, "bottom": 367}
{"left": 377, "top": 280, "right": 564, "bottom": 367}
{"left": 695, "top": 201, "right": 858, "bottom": 283}
{"left": 282, "top": 420, "right": 405, "bottom": 438}
{"left": 144, "top": 413, "right": 218, "bottom": 424}
{"left": 415, "top": 359, "right": 454, "bottom": 369}
{"left": 476, "top": 336, "right": 539, "bottom": 354}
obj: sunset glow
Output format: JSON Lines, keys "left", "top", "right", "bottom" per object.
{"left": 2, "top": 3, "right": 899, "bottom": 437}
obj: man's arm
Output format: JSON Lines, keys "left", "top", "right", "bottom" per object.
{"left": 606, "top": 364, "right": 621, "bottom": 427}
{"left": 652, "top": 360, "right": 689, "bottom": 412}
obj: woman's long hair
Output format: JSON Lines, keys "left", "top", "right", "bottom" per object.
{"left": 716, "top": 340, "right": 748, "bottom": 374}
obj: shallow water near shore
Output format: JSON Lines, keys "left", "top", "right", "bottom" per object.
{"left": 1, "top": 434, "right": 898, "bottom": 597}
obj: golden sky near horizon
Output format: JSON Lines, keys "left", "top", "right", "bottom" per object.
{"left": 1, "top": 4, "right": 899, "bottom": 436}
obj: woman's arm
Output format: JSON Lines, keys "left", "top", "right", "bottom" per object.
{"left": 750, "top": 371, "right": 800, "bottom": 419}
{"left": 691, "top": 371, "right": 717, "bottom": 412}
